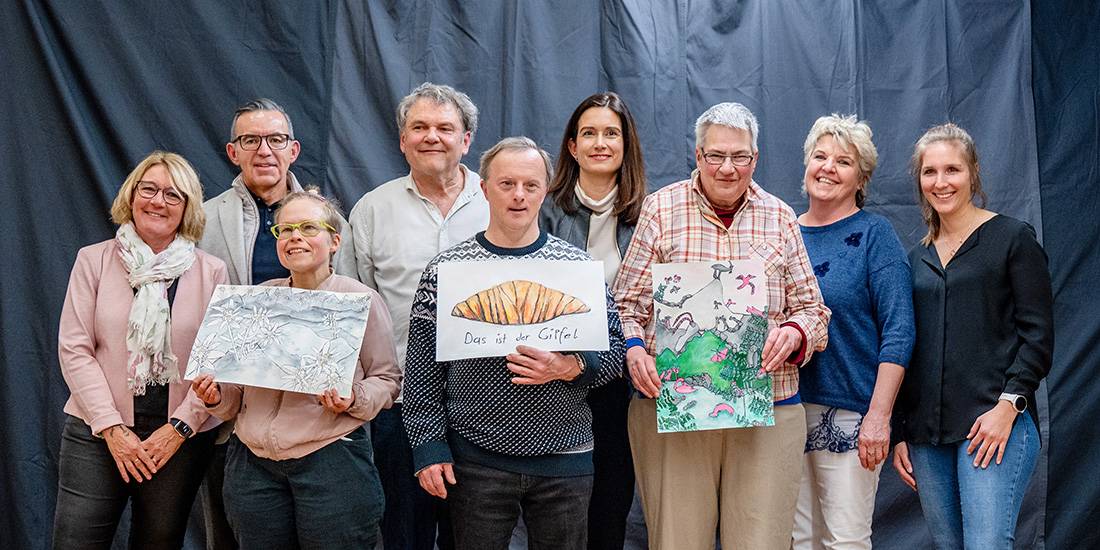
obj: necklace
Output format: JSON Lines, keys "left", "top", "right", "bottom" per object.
{"left": 943, "top": 215, "right": 980, "bottom": 260}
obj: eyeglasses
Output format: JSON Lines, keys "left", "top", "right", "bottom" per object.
{"left": 136, "top": 182, "right": 185, "bottom": 206}
{"left": 270, "top": 220, "right": 336, "bottom": 239}
{"left": 702, "top": 151, "right": 755, "bottom": 167}
{"left": 233, "top": 133, "right": 292, "bottom": 151}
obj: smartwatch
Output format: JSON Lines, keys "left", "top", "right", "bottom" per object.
{"left": 998, "top": 393, "right": 1027, "bottom": 414}
{"left": 169, "top": 418, "right": 194, "bottom": 439}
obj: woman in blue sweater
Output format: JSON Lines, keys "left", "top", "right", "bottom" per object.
{"left": 793, "top": 114, "right": 915, "bottom": 550}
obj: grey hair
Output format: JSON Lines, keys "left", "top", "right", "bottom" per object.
{"left": 230, "top": 98, "right": 294, "bottom": 140}
{"left": 694, "top": 102, "right": 759, "bottom": 152}
{"left": 479, "top": 136, "right": 553, "bottom": 186}
{"left": 802, "top": 114, "right": 879, "bottom": 207}
{"left": 396, "top": 82, "right": 479, "bottom": 139}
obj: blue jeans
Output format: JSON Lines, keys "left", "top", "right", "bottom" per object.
{"left": 907, "top": 413, "right": 1039, "bottom": 550}
{"left": 52, "top": 414, "right": 215, "bottom": 550}
{"left": 223, "top": 427, "right": 383, "bottom": 550}
{"left": 449, "top": 460, "right": 593, "bottom": 550}
{"left": 373, "top": 404, "right": 453, "bottom": 550}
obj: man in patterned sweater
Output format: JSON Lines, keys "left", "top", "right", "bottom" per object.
{"left": 402, "top": 136, "right": 626, "bottom": 550}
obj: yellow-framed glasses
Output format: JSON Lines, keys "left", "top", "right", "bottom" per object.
{"left": 270, "top": 220, "right": 336, "bottom": 239}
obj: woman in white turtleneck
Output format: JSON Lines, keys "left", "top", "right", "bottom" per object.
{"left": 539, "top": 91, "right": 648, "bottom": 550}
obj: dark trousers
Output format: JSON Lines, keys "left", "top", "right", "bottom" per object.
{"left": 200, "top": 434, "right": 237, "bottom": 550}
{"left": 450, "top": 460, "right": 593, "bottom": 550}
{"left": 586, "top": 378, "right": 635, "bottom": 550}
{"left": 372, "top": 404, "right": 453, "bottom": 550}
{"left": 52, "top": 413, "right": 215, "bottom": 550}
{"left": 222, "top": 427, "right": 384, "bottom": 550}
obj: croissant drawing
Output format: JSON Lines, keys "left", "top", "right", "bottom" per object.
{"left": 451, "top": 280, "right": 590, "bottom": 325}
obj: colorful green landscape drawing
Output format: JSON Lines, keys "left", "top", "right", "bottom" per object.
{"left": 651, "top": 260, "right": 773, "bottom": 433}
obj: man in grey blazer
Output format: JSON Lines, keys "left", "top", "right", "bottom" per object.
{"left": 196, "top": 98, "right": 354, "bottom": 549}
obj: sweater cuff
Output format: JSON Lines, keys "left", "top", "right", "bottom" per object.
{"left": 412, "top": 439, "right": 455, "bottom": 473}
{"left": 781, "top": 322, "right": 808, "bottom": 365}
{"left": 625, "top": 337, "right": 646, "bottom": 350}
{"left": 564, "top": 351, "right": 601, "bottom": 387}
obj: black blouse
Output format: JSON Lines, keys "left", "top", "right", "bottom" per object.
{"left": 895, "top": 215, "right": 1053, "bottom": 445}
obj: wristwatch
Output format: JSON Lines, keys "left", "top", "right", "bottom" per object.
{"left": 169, "top": 417, "right": 194, "bottom": 439}
{"left": 573, "top": 353, "right": 586, "bottom": 379}
{"left": 998, "top": 393, "right": 1027, "bottom": 413}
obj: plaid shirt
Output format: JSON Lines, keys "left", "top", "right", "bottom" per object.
{"left": 612, "top": 172, "right": 830, "bottom": 400}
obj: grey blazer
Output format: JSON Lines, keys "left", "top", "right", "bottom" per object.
{"left": 198, "top": 172, "right": 355, "bottom": 285}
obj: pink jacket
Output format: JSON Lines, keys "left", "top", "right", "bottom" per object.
{"left": 207, "top": 274, "right": 401, "bottom": 460}
{"left": 58, "top": 239, "right": 228, "bottom": 436}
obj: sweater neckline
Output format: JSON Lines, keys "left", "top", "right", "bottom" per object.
{"left": 476, "top": 230, "right": 548, "bottom": 256}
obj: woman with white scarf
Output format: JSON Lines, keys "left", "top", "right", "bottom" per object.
{"left": 539, "top": 92, "right": 648, "bottom": 550}
{"left": 54, "top": 151, "right": 227, "bottom": 549}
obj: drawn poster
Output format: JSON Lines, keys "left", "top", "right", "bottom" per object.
{"left": 184, "top": 285, "right": 371, "bottom": 397}
{"left": 651, "top": 260, "right": 773, "bottom": 432}
{"left": 436, "top": 260, "right": 609, "bottom": 361}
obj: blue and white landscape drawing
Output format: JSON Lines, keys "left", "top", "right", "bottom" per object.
{"left": 185, "top": 285, "right": 372, "bottom": 397}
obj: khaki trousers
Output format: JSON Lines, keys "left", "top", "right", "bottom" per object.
{"left": 628, "top": 398, "right": 806, "bottom": 550}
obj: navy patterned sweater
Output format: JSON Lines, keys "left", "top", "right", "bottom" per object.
{"left": 403, "top": 230, "right": 626, "bottom": 476}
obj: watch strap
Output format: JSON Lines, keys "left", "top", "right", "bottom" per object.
{"left": 169, "top": 417, "right": 194, "bottom": 439}
{"left": 998, "top": 393, "right": 1027, "bottom": 413}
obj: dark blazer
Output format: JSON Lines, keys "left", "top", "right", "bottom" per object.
{"left": 895, "top": 215, "right": 1053, "bottom": 445}
{"left": 538, "top": 192, "right": 635, "bottom": 257}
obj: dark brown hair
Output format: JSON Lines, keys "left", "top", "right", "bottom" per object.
{"left": 549, "top": 92, "right": 646, "bottom": 224}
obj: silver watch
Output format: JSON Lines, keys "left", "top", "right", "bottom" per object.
{"left": 998, "top": 393, "right": 1027, "bottom": 413}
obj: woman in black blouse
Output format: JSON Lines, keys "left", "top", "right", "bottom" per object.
{"left": 891, "top": 123, "right": 1053, "bottom": 549}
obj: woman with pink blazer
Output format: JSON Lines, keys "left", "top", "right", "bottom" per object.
{"left": 54, "top": 151, "right": 228, "bottom": 549}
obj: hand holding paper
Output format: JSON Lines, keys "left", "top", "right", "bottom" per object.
{"left": 506, "top": 345, "right": 581, "bottom": 385}
{"left": 191, "top": 373, "right": 222, "bottom": 406}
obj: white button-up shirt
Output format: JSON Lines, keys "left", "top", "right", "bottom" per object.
{"left": 348, "top": 164, "right": 489, "bottom": 391}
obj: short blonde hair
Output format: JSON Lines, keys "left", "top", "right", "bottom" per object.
{"left": 802, "top": 114, "right": 878, "bottom": 208}
{"left": 111, "top": 151, "right": 206, "bottom": 242}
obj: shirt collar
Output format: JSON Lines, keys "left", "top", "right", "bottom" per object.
{"left": 405, "top": 164, "right": 479, "bottom": 200}
{"left": 689, "top": 169, "right": 762, "bottom": 226}
{"left": 232, "top": 171, "right": 303, "bottom": 206}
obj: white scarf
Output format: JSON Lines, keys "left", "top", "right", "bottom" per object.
{"left": 115, "top": 223, "right": 196, "bottom": 395}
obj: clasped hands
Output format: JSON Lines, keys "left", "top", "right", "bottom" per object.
{"left": 101, "top": 422, "right": 184, "bottom": 484}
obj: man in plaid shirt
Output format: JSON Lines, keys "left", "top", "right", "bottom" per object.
{"left": 612, "top": 102, "right": 831, "bottom": 550}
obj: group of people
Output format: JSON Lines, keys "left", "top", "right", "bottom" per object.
{"left": 53, "top": 82, "right": 1053, "bottom": 550}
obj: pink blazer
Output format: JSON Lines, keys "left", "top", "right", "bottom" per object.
{"left": 58, "top": 238, "right": 228, "bottom": 436}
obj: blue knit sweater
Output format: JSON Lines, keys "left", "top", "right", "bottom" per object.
{"left": 403, "top": 231, "right": 626, "bottom": 476}
{"left": 798, "top": 210, "right": 914, "bottom": 414}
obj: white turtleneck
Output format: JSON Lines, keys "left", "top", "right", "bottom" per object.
{"left": 574, "top": 184, "right": 621, "bottom": 286}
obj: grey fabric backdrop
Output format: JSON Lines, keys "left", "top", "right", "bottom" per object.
{"left": 2, "top": 1, "right": 1095, "bottom": 548}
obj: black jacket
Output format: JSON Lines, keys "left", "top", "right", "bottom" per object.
{"left": 895, "top": 215, "right": 1053, "bottom": 445}
{"left": 538, "top": 193, "right": 635, "bottom": 257}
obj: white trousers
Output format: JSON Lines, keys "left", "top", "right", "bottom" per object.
{"left": 792, "top": 404, "right": 882, "bottom": 550}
